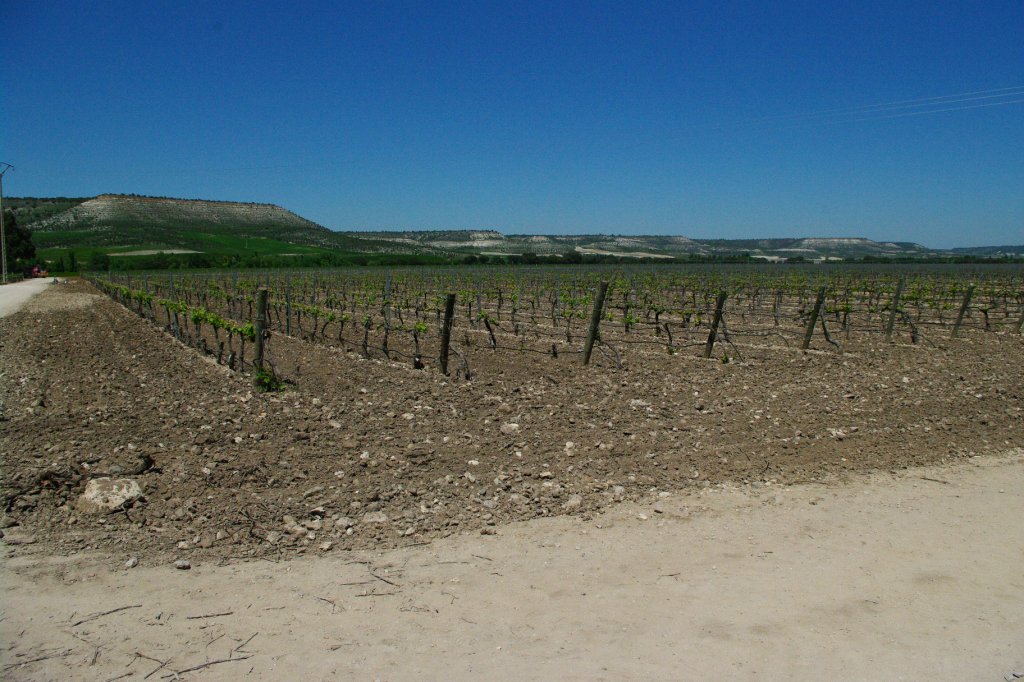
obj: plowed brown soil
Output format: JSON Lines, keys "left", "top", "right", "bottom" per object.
{"left": 1, "top": 280, "right": 1021, "bottom": 565}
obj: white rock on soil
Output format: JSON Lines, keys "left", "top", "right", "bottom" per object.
{"left": 76, "top": 478, "right": 143, "bottom": 514}
{"left": 500, "top": 423, "right": 520, "bottom": 435}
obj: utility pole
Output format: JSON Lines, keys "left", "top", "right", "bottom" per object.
{"left": 0, "top": 162, "right": 12, "bottom": 284}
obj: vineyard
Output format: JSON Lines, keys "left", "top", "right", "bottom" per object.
{"left": 90, "top": 264, "right": 1024, "bottom": 383}
{"left": 2, "top": 265, "right": 1021, "bottom": 566}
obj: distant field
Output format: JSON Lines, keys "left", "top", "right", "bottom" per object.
{"left": 176, "top": 231, "right": 334, "bottom": 256}
{"left": 35, "top": 231, "right": 337, "bottom": 265}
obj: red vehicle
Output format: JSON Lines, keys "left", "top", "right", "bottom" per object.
{"left": 26, "top": 265, "right": 49, "bottom": 278}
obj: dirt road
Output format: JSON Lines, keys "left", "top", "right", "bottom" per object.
{"left": 0, "top": 278, "right": 52, "bottom": 317}
{"left": 3, "top": 451, "right": 1022, "bottom": 680}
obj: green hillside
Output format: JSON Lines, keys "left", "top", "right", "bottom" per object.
{"left": 4, "top": 196, "right": 90, "bottom": 225}
{"left": 24, "top": 194, "right": 379, "bottom": 251}
{"left": 15, "top": 194, "right": 447, "bottom": 268}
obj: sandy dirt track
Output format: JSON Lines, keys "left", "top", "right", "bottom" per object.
{"left": 2, "top": 451, "right": 1022, "bottom": 680}
{"left": 0, "top": 278, "right": 52, "bottom": 318}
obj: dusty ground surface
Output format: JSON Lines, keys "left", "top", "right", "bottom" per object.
{"left": 2, "top": 452, "right": 1022, "bottom": 680}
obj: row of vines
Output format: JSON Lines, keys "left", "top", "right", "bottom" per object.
{"left": 89, "top": 264, "right": 1024, "bottom": 380}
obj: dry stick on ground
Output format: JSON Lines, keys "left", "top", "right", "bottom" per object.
{"left": 161, "top": 655, "right": 252, "bottom": 679}
{"left": 132, "top": 652, "right": 170, "bottom": 680}
{"left": 2, "top": 650, "right": 75, "bottom": 671}
{"left": 232, "top": 632, "right": 259, "bottom": 656}
{"left": 315, "top": 596, "right": 342, "bottom": 613}
{"left": 370, "top": 572, "right": 401, "bottom": 587}
{"left": 71, "top": 604, "right": 142, "bottom": 627}
{"left": 185, "top": 611, "right": 234, "bottom": 620}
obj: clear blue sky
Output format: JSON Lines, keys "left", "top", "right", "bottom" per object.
{"left": 2, "top": 1, "right": 1022, "bottom": 248}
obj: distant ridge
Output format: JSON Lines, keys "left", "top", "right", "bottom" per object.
{"left": 10, "top": 194, "right": 1019, "bottom": 262}
{"left": 93, "top": 193, "right": 279, "bottom": 207}
{"left": 342, "top": 230, "right": 947, "bottom": 261}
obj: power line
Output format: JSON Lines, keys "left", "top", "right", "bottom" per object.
{"left": 764, "top": 97, "right": 1024, "bottom": 132}
{"left": 769, "top": 89, "right": 1024, "bottom": 123}
{"left": 747, "top": 85, "right": 1024, "bottom": 123}
{"left": 706, "top": 85, "right": 1024, "bottom": 130}
{"left": 838, "top": 97, "right": 1024, "bottom": 124}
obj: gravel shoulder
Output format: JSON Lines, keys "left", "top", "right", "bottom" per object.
{"left": 3, "top": 451, "right": 1022, "bottom": 680}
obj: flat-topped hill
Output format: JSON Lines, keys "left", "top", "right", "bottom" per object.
{"left": 27, "top": 194, "right": 352, "bottom": 249}
{"left": 17, "top": 194, "right": 444, "bottom": 260}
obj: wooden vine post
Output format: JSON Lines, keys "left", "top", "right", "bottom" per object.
{"left": 582, "top": 281, "right": 609, "bottom": 365}
{"left": 801, "top": 287, "right": 827, "bottom": 350}
{"left": 285, "top": 274, "right": 292, "bottom": 336}
{"left": 702, "top": 290, "right": 728, "bottom": 359}
{"left": 951, "top": 284, "right": 975, "bottom": 338}
{"left": 254, "top": 287, "right": 269, "bottom": 373}
{"left": 439, "top": 293, "right": 456, "bottom": 375}
{"left": 884, "top": 277, "right": 905, "bottom": 342}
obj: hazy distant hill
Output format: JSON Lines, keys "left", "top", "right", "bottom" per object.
{"left": 345, "top": 230, "right": 946, "bottom": 261}
{"left": 949, "top": 245, "right": 1024, "bottom": 258}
